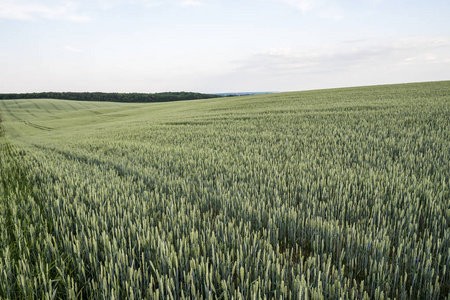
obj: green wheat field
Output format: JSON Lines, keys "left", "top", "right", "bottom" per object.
{"left": 0, "top": 81, "right": 449, "bottom": 299}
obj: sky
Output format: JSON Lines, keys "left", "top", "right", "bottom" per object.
{"left": 0, "top": 0, "right": 449, "bottom": 93}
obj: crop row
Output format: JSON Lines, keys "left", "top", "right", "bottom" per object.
{"left": 0, "top": 82, "right": 449, "bottom": 299}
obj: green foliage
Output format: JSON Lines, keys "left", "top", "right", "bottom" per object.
{"left": 0, "top": 81, "right": 449, "bottom": 299}
{"left": 0, "top": 91, "right": 219, "bottom": 103}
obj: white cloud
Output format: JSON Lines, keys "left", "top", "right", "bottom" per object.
{"left": 342, "top": 39, "right": 367, "bottom": 44}
{"left": 277, "top": 0, "right": 317, "bottom": 13}
{"left": 0, "top": 1, "right": 92, "bottom": 22}
{"left": 393, "top": 37, "right": 450, "bottom": 66}
{"left": 393, "top": 37, "right": 450, "bottom": 51}
{"left": 237, "top": 37, "right": 450, "bottom": 75}
{"left": 318, "top": 6, "right": 343, "bottom": 20}
{"left": 207, "top": 37, "right": 450, "bottom": 92}
{"left": 264, "top": 47, "right": 293, "bottom": 56}
{"left": 94, "top": 0, "right": 204, "bottom": 9}
{"left": 64, "top": 45, "right": 84, "bottom": 53}
{"left": 179, "top": 0, "right": 202, "bottom": 7}
{"left": 276, "top": 0, "right": 343, "bottom": 19}
{"left": 425, "top": 55, "right": 437, "bottom": 62}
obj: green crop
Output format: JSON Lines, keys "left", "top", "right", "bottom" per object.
{"left": 0, "top": 81, "right": 449, "bottom": 299}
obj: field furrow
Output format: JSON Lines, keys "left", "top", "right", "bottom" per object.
{"left": 0, "top": 82, "right": 449, "bottom": 299}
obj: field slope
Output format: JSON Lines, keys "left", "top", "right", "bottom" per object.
{"left": 0, "top": 81, "right": 449, "bottom": 299}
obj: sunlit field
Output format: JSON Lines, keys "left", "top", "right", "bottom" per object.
{"left": 0, "top": 81, "right": 449, "bottom": 299}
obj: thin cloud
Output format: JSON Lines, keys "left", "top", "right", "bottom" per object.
{"left": 236, "top": 37, "right": 450, "bottom": 75}
{"left": 64, "top": 45, "right": 84, "bottom": 53}
{"left": 179, "top": 0, "right": 202, "bottom": 7}
{"left": 318, "top": 7, "right": 343, "bottom": 20}
{"left": 342, "top": 39, "right": 367, "bottom": 44}
{"left": 277, "top": 0, "right": 317, "bottom": 13}
{"left": 276, "top": 0, "right": 343, "bottom": 19}
{"left": 95, "top": 0, "right": 204, "bottom": 9}
{"left": 0, "top": 1, "right": 92, "bottom": 22}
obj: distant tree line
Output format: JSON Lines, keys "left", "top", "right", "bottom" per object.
{"left": 0, "top": 92, "right": 220, "bottom": 103}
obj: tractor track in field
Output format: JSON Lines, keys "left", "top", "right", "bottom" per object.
{"left": 31, "top": 101, "right": 41, "bottom": 110}
{"left": 26, "top": 109, "right": 39, "bottom": 118}
{"left": 32, "top": 143, "right": 156, "bottom": 189}
{"left": 49, "top": 101, "right": 62, "bottom": 111}
{"left": 64, "top": 102, "right": 77, "bottom": 110}
{"left": 28, "top": 101, "right": 57, "bottom": 117}
{"left": 0, "top": 100, "right": 21, "bottom": 121}
{"left": 1, "top": 100, "right": 51, "bottom": 129}
{"left": 21, "top": 121, "right": 53, "bottom": 131}
{"left": 13, "top": 99, "right": 23, "bottom": 109}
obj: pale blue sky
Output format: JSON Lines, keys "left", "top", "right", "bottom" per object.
{"left": 1, "top": 0, "right": 449, "bottom": 93}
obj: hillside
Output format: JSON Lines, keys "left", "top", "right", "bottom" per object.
{"left": 0, "top": 81, "right": 449, "bottom": 299}
{"left": 0, "top": 91, "right": 219, "bottom": 103}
